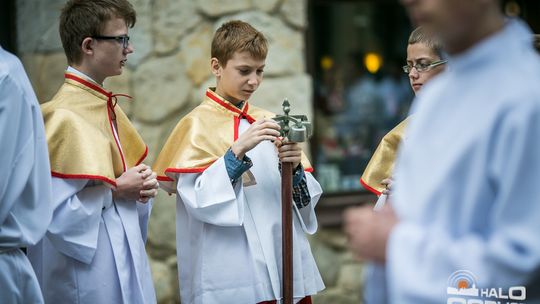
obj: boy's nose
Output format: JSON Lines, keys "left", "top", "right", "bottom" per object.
{"left": 125, "top": 43, "right": 134, "bottom": 54}
{"left": 247, "top": 76, "right": 259, "bottom": 85}
{"left": 408, "top": 68, "right": 419, "bottom": 79}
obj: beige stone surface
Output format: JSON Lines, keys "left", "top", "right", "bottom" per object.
{"left": 250, "top": 74, "right": 313, "bottom": 120}
{"left": 20, "top": 52, "right": 66, "bottom": 103}
{"left": 336, "top": 263, "right": 364, "bottom": 292}
{"left": 16, "top": 0, "right": 64, "bottom": 53}
{"left": 127, "top": 0, "right": 153, "bottom": 67}
{"left": 309, "top": 234, "right": 342, "bottom": 287}
{"left": 216, "top": 11, "right": 305, "bottom": 76}
{"left": 147, "top": 190, "right": 177, "bottom": 260}
{"left": 149, "top": 257, "right": 175, "bottom": 303}
{"left": 179, "top": 23, "right": 214, "bottom": 85}
{"left": 153, "top": 0, "right": 202, "bottom": 54}
{"left": 105, "top": 68, "right": 134, "bottom": 117}
{"left": 252, "top": 0, "right": 281, "bottom": 12}
{"left": 197, "top": 0, "right": 252, "bottom": 17}
{"left": 190, "top": 76, "right": 216, "bottom": 104}
{"left": 280, "top": 0, "right": 308, "bottom": 29}
{"left": 312, "top": 286, "right": 361, "bottom": 304}
{"left": 132, "top": 54, "right": 193, "bottom": 123}
{"left": 131, "top": 121, "right": 164, "bottom": 165}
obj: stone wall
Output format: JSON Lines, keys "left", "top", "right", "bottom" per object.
{"left": 16, "top": 0, "right": 363, "bottom": 303}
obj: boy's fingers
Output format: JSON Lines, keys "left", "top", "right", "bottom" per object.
{"left": 144, "top": 172, "right": 157, "bottom": 181}
{"left": 134, "top": 163, "right": 148, "bottom": 172}
{"left": 260, "top": 122, "right": 280, "bottom": 130}
{"left": 143, "top": 179, "right": 159, "bottom": 189}
{"left": 262, "top": 135, "right": 278, "bottom": 142}
{"left": 140, "top": 168, "right": 152, "bottom": 179}
{"left": 140, "top": 189, "right": 157, "bottom": 197}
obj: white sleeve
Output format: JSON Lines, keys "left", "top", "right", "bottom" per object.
{"left": 45, "top": 177, "right": 110, "bottom": 264}
{"left": 293, "top": 172, "right": 322, "bottom": 235}
{"left": 136, "top": 199, "right": 152, "bottom": 243}
{"left": 177, "top": 157, "right": 246, "bottom": 226}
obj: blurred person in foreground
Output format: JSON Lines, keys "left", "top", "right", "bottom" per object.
{"left": 0, "top": 45, "right": 52, "bottom": 304}
{"left": 345, "top": 0, "right": 540, "bottom": 303}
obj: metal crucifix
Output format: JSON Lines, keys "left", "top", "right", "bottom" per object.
{"left": 274, "top": 99, "right": 312, "bottom": 304}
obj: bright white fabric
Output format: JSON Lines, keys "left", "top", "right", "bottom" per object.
{"left": 174, "top": 118, "right": 325, "bottom": 304}
{"left": 28, "top": 178, "right": 156, "bottom": 304}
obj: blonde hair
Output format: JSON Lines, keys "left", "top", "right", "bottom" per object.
{"left": 211, "top": 20, "right": 268, "bottom": 66}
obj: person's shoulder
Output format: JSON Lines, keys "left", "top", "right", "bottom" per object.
{"left": 42, "top": 105, "right": 85, "bottom": 126}
{"left": 166, "top": 102, "right": 208, "bottom": 134}
{"left": 0, "top": 49, "right": 24, "bottom": 86}
{"left": 0, "top": 47, "right": 22, "bottom": 74}
{"left": 504, "top": 53, "right": 540, "bottom": 105}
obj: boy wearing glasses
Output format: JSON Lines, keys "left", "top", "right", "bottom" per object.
{"left": 361, "top": 26, "right": 446, "bottom": 198}
{"left": 359, "top": 26, "right": 446, "bottom": 304}
{"left": 27, "top": 1, "right": 158, "bottom": 303}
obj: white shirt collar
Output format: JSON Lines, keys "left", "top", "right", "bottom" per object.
{"left": 66, "top": 66, "right": 102, "bottom": 86}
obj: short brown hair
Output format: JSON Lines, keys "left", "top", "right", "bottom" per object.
{"left": 408, "top": 26, "right": 444, "bottom": 59}
{"left": 211, "top": 20, "right": 268, "bottom": 66}
{"left": 59, "top": 0, "right": 136, "bottom": 64}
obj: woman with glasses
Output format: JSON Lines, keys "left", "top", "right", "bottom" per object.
{"left": 359, "top": 26, "right": 446, "bottom": 304}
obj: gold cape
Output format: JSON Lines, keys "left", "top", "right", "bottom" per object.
{"left": 360, "top": 117, "right": 410, "bottom": 195}
{"left": 42, "top": 72, "right": 148, "bottom": 187}
{"left": 154, "top": 88, "right": 313, "bottom": 193}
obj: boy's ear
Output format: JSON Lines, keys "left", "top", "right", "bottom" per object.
{"left": 210, "top": 57, "right": 221, "bottom": 77}
{"left": 81, "top": 37, "right": 94, "bottom": 56}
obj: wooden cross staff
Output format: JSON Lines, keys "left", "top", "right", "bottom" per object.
{"left": 274, "top": 99, "right": 312, "bottom": 304}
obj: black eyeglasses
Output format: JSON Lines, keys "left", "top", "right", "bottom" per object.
{"left": 92, "top": 35, "right": 130, "bottom": 49}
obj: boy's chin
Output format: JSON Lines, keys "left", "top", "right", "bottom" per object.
{"left": 240, "top": 90, "right": 255, "bottom": 99}
{"left": 108, "top": 68, "right": 124, "bottom": 78}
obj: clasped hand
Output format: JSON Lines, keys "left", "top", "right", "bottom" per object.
{"left": 113, "top": 163, "right": 159, "bottom": 203}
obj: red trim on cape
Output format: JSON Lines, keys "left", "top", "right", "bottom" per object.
{"left": 64, "top": 72, "right": 146, "bottom": 175}
{"left": 165, "top": 166, "right": 211, "bottom": 174}
{"left": 135, "top": 146, "right": 149, "bottom": 165}
{"left": 65, "top": 73, "right": 109, "bottom": 97}
{"left": 205, "top": 90, "right": 256, "bottom": 123}
{"left": 51, "top": 171, "right": 117, "bottom": 187}
{"left": 107, "top": 105, "right": 127, "bottom": 171}
{"left": 233, "top": 116, "right": 240, "bottom": 140}
{"left": 360, "top": 177, "right": 382, "bottom": 196}
{"left": 162, "top": 165, "right": 313, "bottom": 178}
{"left": 157, "top": 175, "right": 174, "bottom": 182}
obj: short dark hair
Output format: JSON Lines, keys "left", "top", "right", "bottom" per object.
{"left": 211, "top": 20, "right": 268, "bottom": 67}
{"left": 59, "top": 0, "right": 136, "bottom": 64}
{"left": 408, "top": 26, "right": 444, "bottom": 59}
